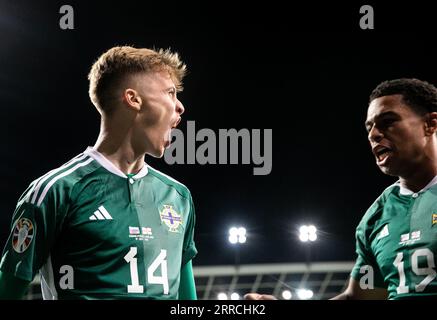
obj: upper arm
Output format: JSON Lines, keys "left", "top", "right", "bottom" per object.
{"left": 178, "top": 193, "right": 198, "bottom": 299}
{"left": 178, "top": 260, "right": 197, "bottom": 300}
{"left": 0, "top": 180, "right": 65, "bottom": 282}
{"left": 181, "top": 193, "right": 197, "bottom": 266}
{"left": 336, "top": 213, "right": 387, "bottom": 300}
{"left": 350, "top": 214, "right": 386, "bottom": 290}
{"left": 0, "top": 270, "right": 31, "bottom": 299}
{"left": 333, "top": 276, "right": 387, "bottom": 300}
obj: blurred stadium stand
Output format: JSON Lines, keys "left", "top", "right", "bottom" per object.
{"left": 25, "top": 261, "right": 354, "bottom": 300}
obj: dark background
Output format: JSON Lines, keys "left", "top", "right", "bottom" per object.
{"left": 1, "top": 1, "right": 437, "bottom": 266}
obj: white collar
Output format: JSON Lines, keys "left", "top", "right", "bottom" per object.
{"left": 84, "top": 147, "right": 148, "bottom": 179}
{"left": 398, "top": 175, "right": 437, "bottom": 195}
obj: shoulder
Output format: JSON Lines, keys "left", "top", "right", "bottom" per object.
{"left": 146, "top": 165, "right": 191, "bottom": 200}
{"left": 22, "top": 152, "right": 99, "bottom": 207}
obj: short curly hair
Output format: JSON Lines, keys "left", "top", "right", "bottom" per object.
{"left": 88, "top": 46, "right": 187, "bottom": 114}
{"left": 369, "top": 78, "right": 437, "bottom": 115}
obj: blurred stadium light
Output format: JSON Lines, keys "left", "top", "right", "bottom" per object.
{"left": 299, "top": 225, "right": 317, "bottom": 242}
{"left": 296, "top": 288, "right": 314, "bottom": 300}
{"left": 281, "top": 289, "right": 292, "bottom": 300}
{"left": 228, "top": 226, "right": 247, "bottom": 244}
{"left": 217, "top": 292, "right": 228, "bottom": 300}
{"left": 230, "top": 292, "right": 240, "bottom": 300}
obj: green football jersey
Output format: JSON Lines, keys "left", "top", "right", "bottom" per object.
{"left": 351, "top": 177, "right": 437, "bottom": 299}
{"left": 0, "top": 147, "right": 197, "bottom": 299}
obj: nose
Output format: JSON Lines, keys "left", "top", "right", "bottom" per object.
{"left": 368, "top": 124, "right": 383, "bottom": 143}
{"left": 176, "top": 99, "right": 185, "bottom": 116}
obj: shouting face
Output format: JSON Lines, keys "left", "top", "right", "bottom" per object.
{"left": 365, "top": 94, "right": 429, "bottom": 178}
{"left": 133, "top": 70, "right": 185, "bottom": 158}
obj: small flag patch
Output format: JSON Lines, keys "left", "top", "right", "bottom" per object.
{"left": 400, "top": 233, "right": 410, "bottom": 242}
{"left": 142, "top": 227, "right": 152, "bottom": 235}
{"left": 129, "top": 226, "right": 140, "bottom": 235}
{"left": 411, "top": 230, "right": 421, "bottom": 240}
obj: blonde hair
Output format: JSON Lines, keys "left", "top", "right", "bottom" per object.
{"left": 88, "top": 46, "right": 187, "bottom": 114}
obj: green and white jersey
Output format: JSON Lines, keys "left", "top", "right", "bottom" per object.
{"left": 0, "top": 147, "right": 197, "bottom": 299}
{"left": 351, "top": 177, "right": 437, "bottom": 299}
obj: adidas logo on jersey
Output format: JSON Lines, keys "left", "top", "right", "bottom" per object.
{"left": 376, "top": 224, "right": 389, "bottom": 240}
{"left": 89, "top": 205, "right": 113, "bottom": 220}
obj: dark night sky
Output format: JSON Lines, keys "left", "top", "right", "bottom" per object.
{"left": 1, "top": 1, "right": 437, "bottom": 266}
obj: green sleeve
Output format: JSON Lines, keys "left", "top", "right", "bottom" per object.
{"left": 0, "top": 180, "right": 64, "bottom": 281}
{"left": 182, "top": 193, "right": 198, "bottom": 266}
{"left": 0, "top": 270, "right": 31, "bottom": 299}
{"left": 350, "top": 218, "right": 385, "bottom": 288}
{"left": 178, "top": 260, "right": 197, "bottom": 300}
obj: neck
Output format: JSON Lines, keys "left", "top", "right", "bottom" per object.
{"left": 399, "top": 171, "right": 437, "bottom": 193}
{"left": 399, "top": 144, "right": 437, "bottom": 192}
{"left": 93, "top": 117, "right": 145, "bottom": 175}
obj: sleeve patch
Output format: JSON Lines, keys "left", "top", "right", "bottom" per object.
{"left": 12, "top": 218, "right": 35, "bottom": 253}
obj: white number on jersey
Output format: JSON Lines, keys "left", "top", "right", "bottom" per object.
{"left": 393, "top": 248, "right": 436, "bottom": 294}
{"left": 124, "top": 247, "right": 144, "bottom": 293}
{"left": 124, "top": 247, "right": 169, "bottom": 295}
{"left": 148, "top": 249, "right": 169, "bottom": 294}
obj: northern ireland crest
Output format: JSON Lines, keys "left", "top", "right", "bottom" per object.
{"left": 160, "top": 205, "right": 182, "bottom": 232}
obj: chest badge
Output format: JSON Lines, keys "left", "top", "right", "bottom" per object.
{"left": 160, "top": 205, "right": 183, "bottom": 233}
{"left": 433, "top": 213, "right": 437, "bottom": 226}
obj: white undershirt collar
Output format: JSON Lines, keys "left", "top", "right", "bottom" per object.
{"left": 84, "top": 147, "right": 148, "bottom": 179}
{"left": 398, "top": 175, "right": 437, "bottom": 195}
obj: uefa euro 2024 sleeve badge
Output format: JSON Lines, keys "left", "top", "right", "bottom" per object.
{"left": 12, "top": 218, "right": 35, "bottom": 253}
{"left": 159, "top": 205, "right": 183, "bottom": 233}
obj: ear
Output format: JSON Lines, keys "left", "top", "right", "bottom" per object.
{"left": 123, "top": 88, "right": 142, "bottom": 112}
{"left": 425, "top": 112, "right": 437, "bottom": 136}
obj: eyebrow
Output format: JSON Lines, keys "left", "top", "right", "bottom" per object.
{"left": 365, "top": 111, "right": 399, "bottom": 128}
{"left": 165, "top": 86, "right": 178, "bottom": 93}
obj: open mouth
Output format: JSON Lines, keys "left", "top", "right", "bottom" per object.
{"left": 373, "top": 146, "right": 392, "bottom": 163}
{"left": 171, "top": 117, "right": 181, "bottom": 129}
{"left": 164, "top": 118, "right": 181, "bottom": 148}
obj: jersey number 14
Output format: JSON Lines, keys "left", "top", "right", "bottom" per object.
{"left": 124, "top": 247, "right": 169, "bottom": 294}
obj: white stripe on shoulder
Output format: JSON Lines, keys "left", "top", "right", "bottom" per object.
{"left": 29, "top": 153, "right": 88, "bottom": 205}
{"left": 147, "top": 165, "right": 187, "bottom": 188}
{"left": 25, "top": 169, "right": 64, "bottom": 204}
{"left": 36, "top": 157, "right": 94, "bottom": 207}
{"left": 23, "top": 179, "right": 39, "bottom": 203}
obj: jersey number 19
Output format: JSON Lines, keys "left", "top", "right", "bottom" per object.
{"left": 393, "top": 248, "right": 436, "bottom": 294}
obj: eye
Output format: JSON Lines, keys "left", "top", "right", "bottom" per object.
{"left": 168, "top": 89, "right": 176, "bottom": 97}
{"left": 365, "top": 121, "right": 373, "bottom": 133}
{"left": 379, "top": 118, "right": 396, "bottom": 129}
